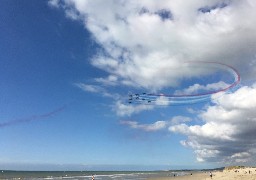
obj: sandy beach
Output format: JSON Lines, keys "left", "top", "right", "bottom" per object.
{"left": 147, "top": 167, "right": 256, "bottom": 180}
{"left": 207, "top": 167, "right": 256, "bottom": 180}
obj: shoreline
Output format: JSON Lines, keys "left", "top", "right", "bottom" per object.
{"left": 1, "top": 167, "right": 256, "bottom": 179}
{"left": 147, "top": 172, "right": 209, "bottom": 180}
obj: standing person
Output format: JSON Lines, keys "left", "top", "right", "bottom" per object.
{"left": 210, "top": 172, "right": 212, "bottom": 179}
{"left": 92, "top": 175, "right": 95, "bottom": 180}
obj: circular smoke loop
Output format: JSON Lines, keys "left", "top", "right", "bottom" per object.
{"left": 128, "top": 61, "right": 240, "bottom": 106}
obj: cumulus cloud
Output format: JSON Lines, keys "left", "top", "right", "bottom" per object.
{"left": 119, "top": 84, "right": 256, "bottom": 163}
{"left": 51, "top": 0, "right": 256, "bottom": 164}
{"left": 170, "top": 84, "right": 256, "bottom": 164}
{"left": 52, "top": 0, "right": 256, "bottom": 91}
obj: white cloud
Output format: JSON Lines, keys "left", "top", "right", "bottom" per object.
{"left": 75, "top": 83, "right": 116, "bottom": 98}
{"left": 95, "top": 75, "right": 118, "bottom": 86}
{"left": 212, "top": 85, "right": 256, "bottom": 109}
{"left": 175, "top": 81, "right": 229, "bottom": 95}
{"left": 75, "top": 83, "right": 103, "bottom": 93}
{"left": 115, "top": 101, "right": 154, "bottom": 117}
{"left": 121, "top": 116, "right": 191, "bottom": 132}
{"left": 48, "top": 0, "right": 60, "bottom": 8}
{"left": 52, "top": 0, "right": 256, "bottom": 91}
{"left": 51, "top": 1, "right": 256, "bottom": 163}
{"left": 154, "top": 96, "right": 171, "bottom": 106}
{"left": 186, "top": 108, "right": 198, "bottom": 114}
{"left": 169, "top": 84, "right": 256, "bottom": 164}
{"left": 231, "top": 152, "right": 250, "bottom": 159}
{"left": 170, "top": 116, "right": 192, "bottom": 125}
{"left": 170, "top": 122, "right": 236, "bottom": 140}
{"left": 120, "top": 120, "right": 167, "bottom": 132}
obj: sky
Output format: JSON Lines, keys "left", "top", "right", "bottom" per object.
{"left": 1, "top": 0, "right": 256, "bottom": 171}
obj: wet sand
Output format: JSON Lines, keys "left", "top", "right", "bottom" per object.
{"left": 147, "top": 172, "right": 208, "bottom": 180}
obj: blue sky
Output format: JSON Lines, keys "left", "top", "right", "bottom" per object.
{"left": 1, "top": 0, "right": 256, "bottom": 171}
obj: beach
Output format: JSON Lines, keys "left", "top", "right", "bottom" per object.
{"left": 147, "top": 172, "right": 208, "bottom": 180}
{"left": 1, "top": 168, "right": 256, "bottom": 179}
{"left": 148, "top": 167, "right": 256, "bottom": 180}
{"left": 207, "top": 167, "right": 256, "bottom": 180}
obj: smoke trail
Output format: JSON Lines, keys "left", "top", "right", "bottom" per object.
{"left": 0, "top": 105, "right": 66, "bottom": 128}
{"left": 128, "top": 61, "right": 240, "bottom": 106}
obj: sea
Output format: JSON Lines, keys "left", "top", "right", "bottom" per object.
{"left": 0, "top": 170, "right": 191, "bottom": 180}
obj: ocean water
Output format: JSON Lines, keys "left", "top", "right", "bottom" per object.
{"left": 0, "top": 170, "right": 190, "bottom": 180}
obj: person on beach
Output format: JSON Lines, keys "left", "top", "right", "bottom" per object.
{"left": 91, "top": 175, "right": 95, "bottom": 180}
{"left": 210, "top": 172, "right": 212, "bottom": 179}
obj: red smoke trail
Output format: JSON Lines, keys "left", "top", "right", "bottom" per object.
{"left": 0, "top": 105, "right": 66, "bottom": 128}
{"left": 147, "top": 61, "right": 240, "bottom": 97}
